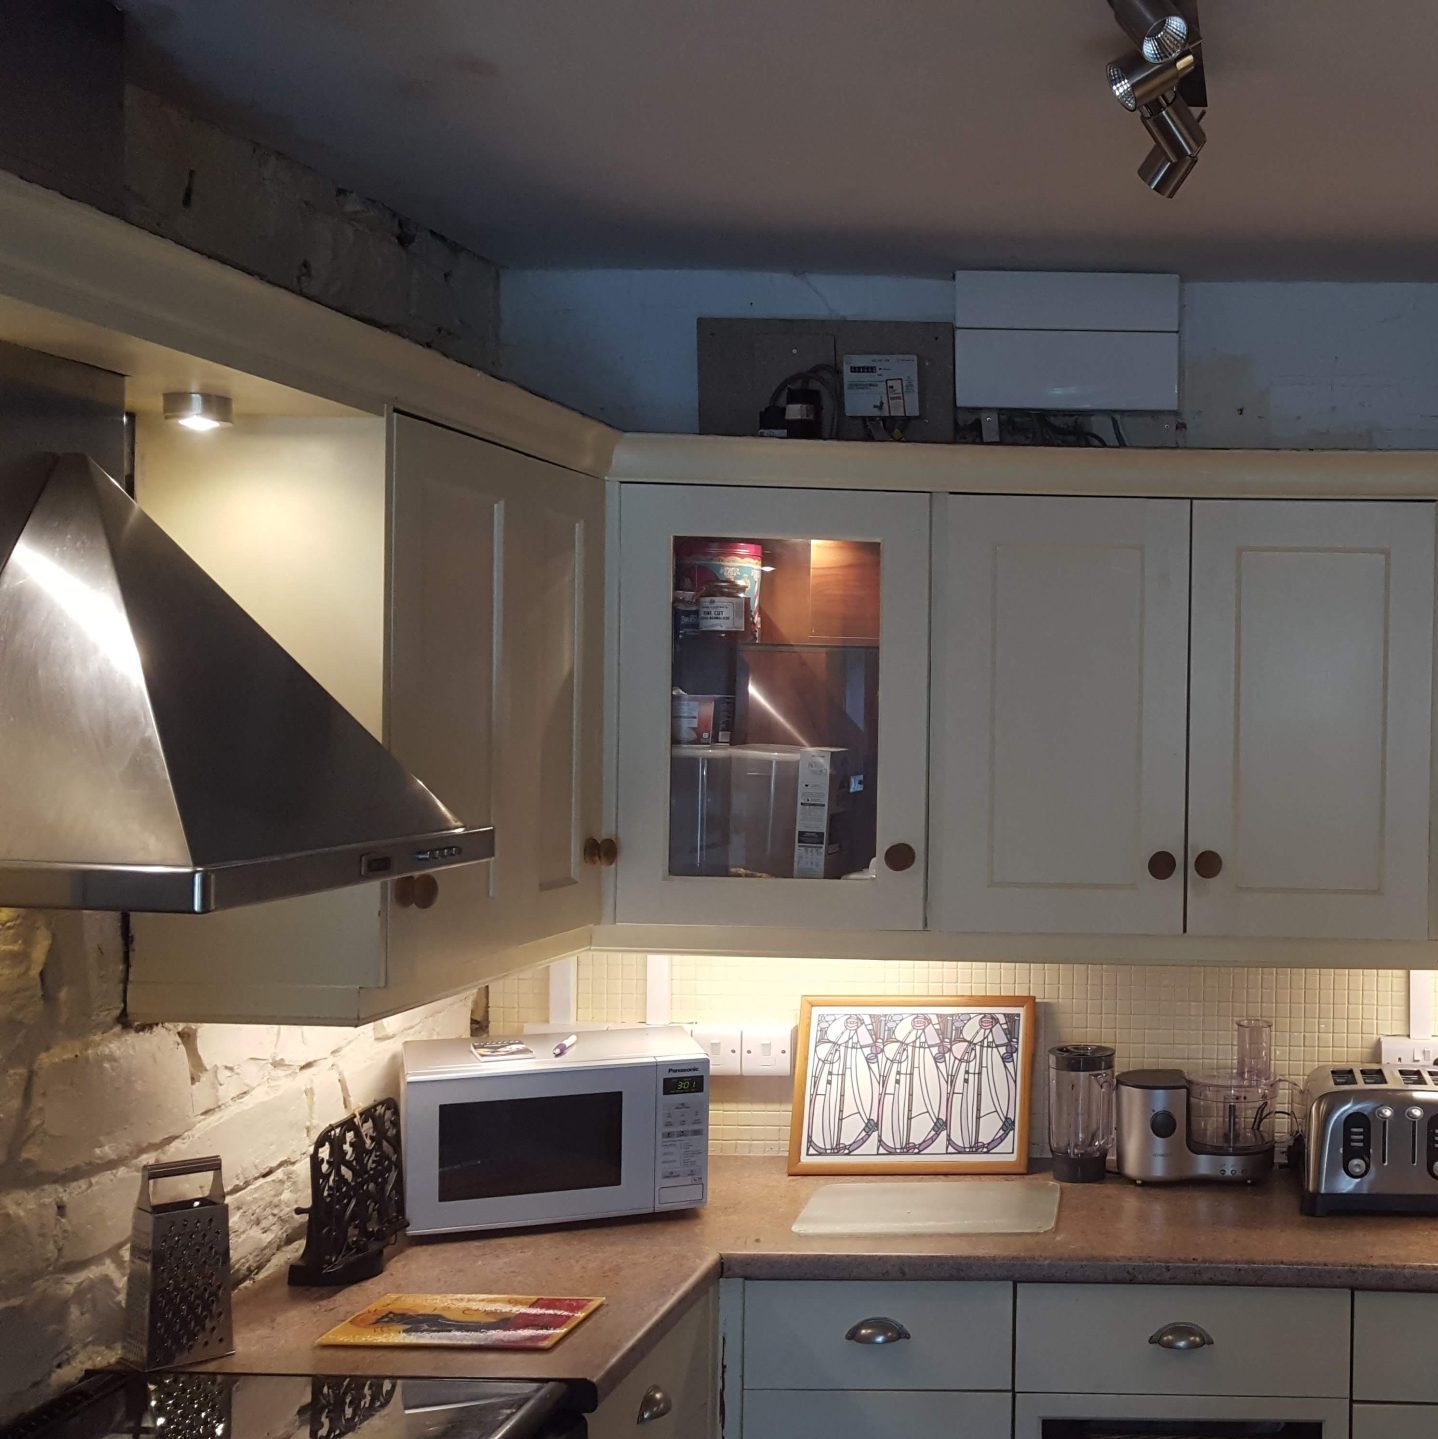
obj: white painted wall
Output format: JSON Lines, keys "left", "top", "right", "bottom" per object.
{"left": 501, "top": 270, "right": 1438, "bottom": 449}
{"left": 501, "top": 270, "right": 953, "bottom": 434}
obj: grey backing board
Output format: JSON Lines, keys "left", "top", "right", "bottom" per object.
{"left": 698, "top": 318, "right": 956, "bottom": 444}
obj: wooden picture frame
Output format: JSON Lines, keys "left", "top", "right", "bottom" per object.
{"left": 787, "top": 994, "right": 1037, "bottom": 1175}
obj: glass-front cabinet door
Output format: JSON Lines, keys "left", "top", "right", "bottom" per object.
{"left": 615, "top": 483, "right": 929, "bottom": 930}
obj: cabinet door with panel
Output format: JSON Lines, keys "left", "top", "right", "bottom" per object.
{"left": 385, "top": 414, "right": 606, "bottom": 1008}
{"left": 930, "top": 494, "right": 1190, "bottom": 935}
{"left": 587, "top": 1284, "right": 716, "bottom": 1439}
{"left": 1187, "top": 500, "right": 1434, "bottom": 940}
{"left": 615, "top": 484, "right": 930, "bottom": 930}
{"left": 128, "top": 412, "right": 603, "bottom": 1023}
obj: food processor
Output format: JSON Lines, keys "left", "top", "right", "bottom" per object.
{"left": 1116, "top": 1021, "right": 1277, "bottom": 1185}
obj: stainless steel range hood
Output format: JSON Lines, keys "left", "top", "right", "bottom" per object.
{"left": 0, "top": 452, "right": 494, "bottom": 913}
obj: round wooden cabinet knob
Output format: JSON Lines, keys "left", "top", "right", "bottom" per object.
{"left": 583, "top": 837, "right": 603, "bottom": 867}
{"left": 393, "top": 876, "right": 415, "bottom": 908}
{"left": 412, "top": 874, "right": 440, "bottom": 909}
{"left": 1147, "top": 850, "right": 1177, "bottom": 881}
{"left": 883, "top": 843, "right": 917, "bottom": 873}
{"left": 1193, "top": 850, "right": 1224, "bottom": 880}
{"left": 598, "top": 837, "right": 619, "bottom": 868}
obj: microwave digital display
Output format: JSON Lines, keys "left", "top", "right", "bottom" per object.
{"left": 663, "top": 1076, "right": 705, "bottom": 1095}
{"left": 437, "top": 1091, "right": 623, "bottom": 1202}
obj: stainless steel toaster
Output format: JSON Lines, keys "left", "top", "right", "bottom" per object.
{"left": 1300, "top": 1063, "right": 1438, "bottom": 1216}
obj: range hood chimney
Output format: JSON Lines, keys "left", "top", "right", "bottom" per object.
{"left": 0, "top": 453, "right": 493, "bottom": 913}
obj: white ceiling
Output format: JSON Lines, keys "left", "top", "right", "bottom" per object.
{"left": 117, "top": 1, "right": 1438, "bottom": 280}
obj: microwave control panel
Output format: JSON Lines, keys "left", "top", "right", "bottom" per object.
{"left": 654, "top": 1059, "right": 710, "bottom": 1209}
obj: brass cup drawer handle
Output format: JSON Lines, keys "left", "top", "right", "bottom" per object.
{"left": 845, "top": 1316, "right": 911, "bottom": 1345}
{"left": 1149, "top": 1322, "right": 1215, "bottom": 1351}
{"left": 636, "top": 1385, "right": 672, "bottom": 1424}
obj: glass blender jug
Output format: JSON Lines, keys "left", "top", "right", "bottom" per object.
{"left": 1048, "top": 1044, "right": 1116, "bottom": 1182}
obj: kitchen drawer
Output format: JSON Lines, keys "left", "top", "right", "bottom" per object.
{"left": 589, "top": 1286, "right": 716, "bottom": 1439}
{"left": 1016, "top": 1283, "right": 1350, "bottom": 1398}
{"left": 1353, "top": 1403, "right": 1433, "bottom": 1439}
{"left": 745, "top": 1390, "right": 1011, "bottom": 1439}
{"left": 743, "top": 1280, "right": 1012, "bottom": 1391}
{"left": 1354, "top": 1291, "right": 1438, "bottom": 1403}
{"left": 1016, "top": 1393, "right": 1349, "bottom": 1438}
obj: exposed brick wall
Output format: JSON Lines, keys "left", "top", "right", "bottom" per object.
{"left": 123, "top": 86, "right": 500, "bottom": 375}
{"left": 0, "top": 907, "right": 474, "bottom": 1422}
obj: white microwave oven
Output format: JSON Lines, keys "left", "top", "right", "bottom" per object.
{"left": 402, "top": 1025, "right": 709, "bottom": 1236}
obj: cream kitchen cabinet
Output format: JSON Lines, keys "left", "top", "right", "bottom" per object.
{"left": 588, "top": 1283, "right": 717, "bottom": 1439}
{"left": 931, "top": 494, "right": 1435, "bottom": 941}
{"left": 126, "top": 412, "right": 604, "bottom": 1023}
{"left": 930, "top": 495, "right": 1190, "bottom": 935}
{"left": 728, "top": 1277, "right": 1361, "bottom": 1439}
{"left": 613, "top": 483, "right": 930, "bottom": 931}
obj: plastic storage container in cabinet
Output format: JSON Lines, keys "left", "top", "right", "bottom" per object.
{"left": 743, "top": 1280, "right": 1011, "bottom": 1392}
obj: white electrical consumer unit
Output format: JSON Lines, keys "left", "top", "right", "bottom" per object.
{"left": 953, "top": 270, "right": 1180, "bottom": 412}
{"left": 842, "top": 353, "right": 920, "bottom": 417}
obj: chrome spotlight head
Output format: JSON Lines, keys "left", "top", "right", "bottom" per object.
{"left": 1109, "top": 1, "right": 1189, "bottom": 61}
{"left": 1142, "top": 15, "right": 1188, "bottom": 61}
{"left": 1107, "top": 49, "right": 1196, "bottom": 110}
{"left": 1139, "top": 144, "right": 1198, "bottom": 197}
{"left": 1140, "top": 93, "right": 1206, "bottom": 161}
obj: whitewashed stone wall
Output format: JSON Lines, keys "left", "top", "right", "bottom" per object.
{"left": 0, "top": 907, "right": 474, "bottom": 1422}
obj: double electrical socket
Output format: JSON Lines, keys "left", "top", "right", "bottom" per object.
{"left": 1380, "top": 1035, "right": 1438, "bottom": 1065}
{"left": 690, "top": 1023, "right": 794, "bottom": 1077}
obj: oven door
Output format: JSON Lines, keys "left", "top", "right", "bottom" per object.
{"left": 1015, "top": 1393, "right": 1351, "bottom": 1439}
{"left": 404, "top": 1066, "right": 658, "bottom": 1234}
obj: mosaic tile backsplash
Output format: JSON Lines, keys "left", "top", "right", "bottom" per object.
{"left": 488, "top": 954, "right": 1415, "bottom": 1157}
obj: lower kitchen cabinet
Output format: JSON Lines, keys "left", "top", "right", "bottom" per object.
{"left": 743, "top": 1279, "right": 1012, "bottom": 1391}
{"left": 1015, "top": 1393, "right": 1350, "bottom": 1437}
{"left": 1352, "top": 1405, "right": 1430, "bottom": 1439}
{"left": 1015, "top": 1283, "right": 1351, "bottom": 1399}
{"left": 727, "top": 1277, "right": 1375, "bottom": 1439}
{"left": 746, "top": 1391, "right": 1011, "bottom": 1439}
{"left": 589, "top": 1284, "right": 717, "bottom": 1439}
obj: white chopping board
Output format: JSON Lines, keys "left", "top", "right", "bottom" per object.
{"left": 792, "top": 1178, "right": 1060, "bottom": 1236}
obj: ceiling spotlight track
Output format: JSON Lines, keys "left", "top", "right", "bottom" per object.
{"left": 1104, "top": 0, "right": 1206, "bottom": 197}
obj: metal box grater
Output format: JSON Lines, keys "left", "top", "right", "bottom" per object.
{"left": 122, "top": 1156, "right": 234, "bottom": 1368}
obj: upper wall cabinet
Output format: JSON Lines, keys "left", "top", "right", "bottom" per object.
{"left": 1187, "top": 501, "right": 1434, "bottom": 940}
{"left": 931, "top": 494, "right": 1435, "bottom": 941}
{"left": 614, "top": 484, "right": 930, "bottom": 930}
{"left": 929, "top": 495, "right": 1190, "bottom": 935}
{"left": 127, "top": 413, "right": 605, "bottom": 1023}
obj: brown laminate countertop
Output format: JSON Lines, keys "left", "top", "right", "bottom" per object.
{"left": 203, "top": 1155, "right": 1438, "bottom": 1405}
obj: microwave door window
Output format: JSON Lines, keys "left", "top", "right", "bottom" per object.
{"left": 437, "top": 1092, "right": 624, "bottom": 1202}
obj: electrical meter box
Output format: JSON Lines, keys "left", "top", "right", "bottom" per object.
{"left": 842, "top": 354, "right": 920, "bottom": 418}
